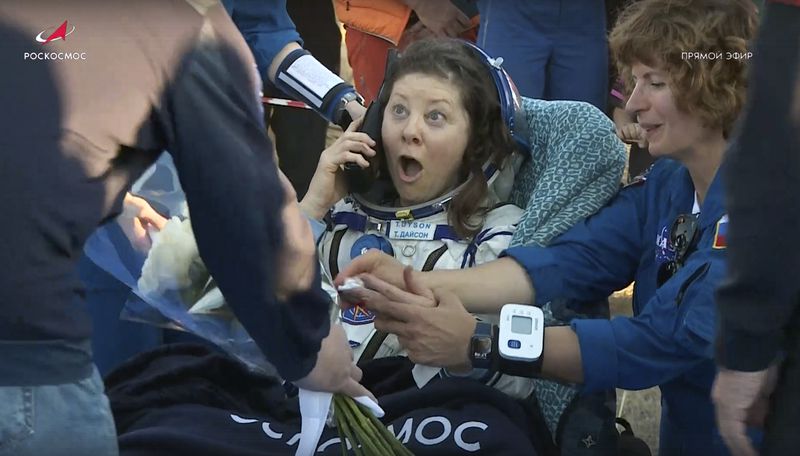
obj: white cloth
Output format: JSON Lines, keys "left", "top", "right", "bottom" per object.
{"left": 295, "top": 389, "right": 384, "bottom": 456}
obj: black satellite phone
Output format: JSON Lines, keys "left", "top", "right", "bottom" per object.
{"left": 342, "top": 49, "right": 399, "bottom": 194}
{"left": 343, "top": 99, "right": 383, "bottom": 193}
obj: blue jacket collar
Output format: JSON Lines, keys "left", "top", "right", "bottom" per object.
{"left": 697, "top": 165, "right": 727, "bottom": 229}
{"left": 667, "top": 160, "right": 726, "bottom": 229}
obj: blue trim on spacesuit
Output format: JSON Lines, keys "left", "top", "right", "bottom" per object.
{"left": 461, "top": 228, "right": 515, "bottom": 268}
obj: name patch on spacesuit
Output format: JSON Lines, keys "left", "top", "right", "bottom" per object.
{"left": 388, "top": 221, "right": 437, "bottom": 240}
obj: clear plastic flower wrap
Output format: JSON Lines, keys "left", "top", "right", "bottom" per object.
{"left": 82, "top": 152, "right": 274, "bottom": 375}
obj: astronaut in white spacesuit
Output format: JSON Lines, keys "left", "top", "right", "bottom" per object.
{"left": 299, "top": 38, "right": 535, "bottom": 397}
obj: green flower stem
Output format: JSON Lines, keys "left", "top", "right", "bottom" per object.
{"left": 333, "top": 397, "right": 357, "bottom": 455}
{"left": 335, "top": 403, "right": 365, "bottom": 456}
{"left": 362, "top": 403, "right": 415, "bottom": 456}
{"left": 332, "top": 393, "right": 414, "bottom": 456}
{"left": 333, "top": 405, "right": 351, "bottom": 456}
{"left": 346, "top": 399, "right": 394, "bottom": 456}
{"left": 334, "top": 395, "right": 380, "bottom": 456}
{"left": 335, "top": 395, "right": 384, "bottom": 455}
{"left": 350, "top": 409, "right": 392, "bottom": 455}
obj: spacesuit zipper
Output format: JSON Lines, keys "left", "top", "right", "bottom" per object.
{"left": 421, "top": 245, "right": 449, "bottom": 272}
{"left": 328, "top": 229, "right": 348, "bottom": 278}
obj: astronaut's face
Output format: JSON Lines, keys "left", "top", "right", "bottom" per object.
{"left": 626, "top": 62, "right": 723, "bottom": 160}
{"left": 382, "top": 73, "right": 470, "bottom": 206}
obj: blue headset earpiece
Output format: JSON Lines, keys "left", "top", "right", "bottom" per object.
{"left": 460, "top": 40, "right": 531, "bottom": 154}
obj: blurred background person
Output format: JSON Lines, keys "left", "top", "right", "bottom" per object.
{"left": 713, "top": 1, "right": 800, "bottom": 455}
{"left": 335, "top": 0, "right": 479, "bottom": 106}
{"left": 476, "top": 0, "right": 609, "bottom": 111}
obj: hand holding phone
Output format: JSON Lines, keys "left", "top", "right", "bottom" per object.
{"left": 343, "top": 101, "right": 383, "bottom": 193}
{"left": 342, "top": 49, "right": 399, "bottom": 194}
{"left": 299, "top": 118, "right": 377, "bottom": 219}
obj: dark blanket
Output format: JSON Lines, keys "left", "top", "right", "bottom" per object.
{"left": 105, "top": 344, "right": 546, "bottom": 455}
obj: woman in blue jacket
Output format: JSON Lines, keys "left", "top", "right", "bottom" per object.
{"left": 337, "top": 1, "right": 757, "bottom": 454}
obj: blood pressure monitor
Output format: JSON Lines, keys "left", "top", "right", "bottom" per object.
{"left": 496, "top": 304, "right": 545, "bottom": 376}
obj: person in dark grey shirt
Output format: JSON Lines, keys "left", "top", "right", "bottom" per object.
{"left": 0, "top": 1, "right": 366, "bottom": 454}
{"left": 713, "top": 1, "right": 800, "bottom": 455}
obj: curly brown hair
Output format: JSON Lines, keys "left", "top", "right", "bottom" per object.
{"left": 378, "top": 39, "right": 517, "bottom": 239}
{"left": 609, "top": 0, "right": 757, "bottom": 137}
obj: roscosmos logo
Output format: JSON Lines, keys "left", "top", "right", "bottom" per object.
{"left": 35, "top": 20, "right": 75, "bottom": 44}
{"left": 24, "top": 20, "right": 87, "bottom": 61}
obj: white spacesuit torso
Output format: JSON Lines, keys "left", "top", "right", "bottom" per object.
{"left": 317, "top": 156, "right": 535, "bottom": 399}
{"left": 323, "top": 199, "right": 519, "bottom": 353}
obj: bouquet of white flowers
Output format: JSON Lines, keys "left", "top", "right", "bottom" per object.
{"left": 138, "top": 217, "right": 232, "bottom": 320}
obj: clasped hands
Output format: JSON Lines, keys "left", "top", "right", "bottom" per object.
{"left": 335, "top": 251, "right": 477, "bottom": 373}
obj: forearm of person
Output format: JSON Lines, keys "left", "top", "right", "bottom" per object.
{"left": 163, "top": 34, "right": 327, "bottom": 381}
{"left": 298, "top": 192, "right": 330, "bottom": 221}
{"left": 482, "top": 326, "right": 583, "bottom": 385}
{"left": 230, "top": 0, "right": 300, "bottom": 81}
{"left": 267, "top": 43, "right": 362, "bottom": 122}
{"left": 539, "top": 326, "right": 584, "bottom": 384}
{"left": 267, "top": 41, "right": 301, "bottom": 82}
{"left": 422, "top": 257, "right": 535, "bottom": 314}
{"left": 231, "top": 0, "right": 361, "bottom": 123}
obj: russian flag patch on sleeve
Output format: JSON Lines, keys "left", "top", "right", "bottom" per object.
{"left": 713, "top": 215, "right": 728, "bottom": 249}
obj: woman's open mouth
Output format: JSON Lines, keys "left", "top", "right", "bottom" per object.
{"left": 398, "top": 156, "right": 423, "bottom": 183}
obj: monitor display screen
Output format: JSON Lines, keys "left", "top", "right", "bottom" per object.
{"left": 511, "top": 315, "right": 532, "bottom": 334}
